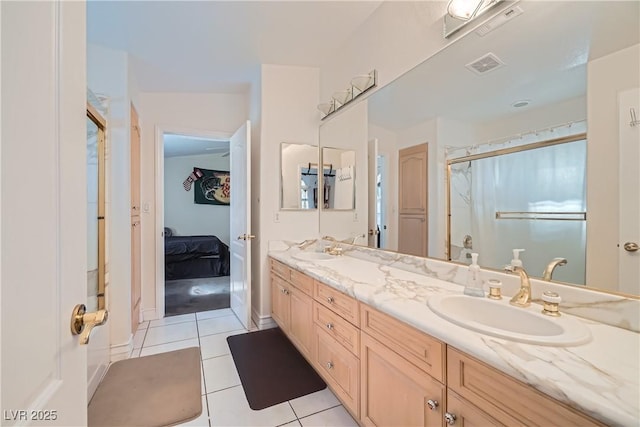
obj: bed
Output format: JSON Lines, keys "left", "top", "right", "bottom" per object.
{"left": 164, "top": 234, "right": 230, "bottom": 280}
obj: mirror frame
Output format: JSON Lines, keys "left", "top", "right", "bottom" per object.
{"left": 279, "top": 142, "right": 319, "bottom": 211}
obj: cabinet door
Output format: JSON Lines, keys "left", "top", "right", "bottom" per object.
{"left": 289, "top": 286, "right": 313, "bottom": 358}
{"left": 445, "top": 390, "right": 506, "bottom": 427}
{"left": 361, "top": 332, "right": 444, "bottom": 427}
{"left": 271, "top": 275, "right": 290, "bottom": 331}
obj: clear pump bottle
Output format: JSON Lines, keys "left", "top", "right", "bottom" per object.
{"left": 464, "top": 253, "right": 484, "bottom": 297}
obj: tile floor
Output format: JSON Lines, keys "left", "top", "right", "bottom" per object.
{"left": 131, "top": 308, "right": 359, "bottom": 427}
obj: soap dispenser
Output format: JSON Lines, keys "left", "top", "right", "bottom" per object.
{"left": 511, "top": 249, "right": 525, "bottom": 268}
{"left": 464, "top": 253, "right": 484, "bottom": 297}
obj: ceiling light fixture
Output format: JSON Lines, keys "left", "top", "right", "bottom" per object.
{"left": 317, "top": 70, "right": 377, "bottom": 120}
{"left": 444, "top": 0, "right": 503, "bottom": 38}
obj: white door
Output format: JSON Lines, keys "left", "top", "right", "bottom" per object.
{"left": 367, "top": 139, "right": 379, "bottom": 247}
{"left": 618, "top": 88, "right": 640, "bottom": 295}
{"left": 1, "top": 1, "right": 90, "bottom": 425}
{"left": 230, "top": 121, "right": 252, "bottom": 329}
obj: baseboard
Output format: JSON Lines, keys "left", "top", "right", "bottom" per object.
{"left": 142, "top": 308, "right": 159, "bottom": 322}
{"left": 110, "top": 336, "right": 134, "bottom": 362}
{"left": 251, "top": 308, "right": 276, "bottom": 330}
{"left": 87, "top": 363, "right": 108, "bottom": 401}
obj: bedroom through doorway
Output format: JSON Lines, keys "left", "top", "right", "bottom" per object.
{"left": 163, "top": 133, "right": 232, "bottom": 317}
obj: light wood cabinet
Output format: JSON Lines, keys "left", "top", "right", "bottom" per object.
{"left": 313, "top": 325, "right": 360, "bottom": 418}
{"left": 270, "top": 260, "right": 313, "bottom": 359}
{"left": 267, "top": 257, "right": 605, "bottom": 427}
{"left": 447, "top": 347, "right": 605, "bottom": 427}
{"left": 360, "top": 332, "right": 445, "bottom": 427}
{"left": 289, "top": 286, "right": 313, "bottom": 357}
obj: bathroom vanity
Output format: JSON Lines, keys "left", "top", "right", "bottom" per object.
{"left": 268, "top": 243, "right": 639, "bottom": 426}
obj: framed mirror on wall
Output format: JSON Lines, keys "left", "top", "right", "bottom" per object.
{"left": 321, "top": 147, "right": 356, "bottom": 210}
{"left": 364, "top": 1, "right": 639, "bottom": 296}
{"left": 280, "top": 142, "right": 319, "bottom": 210}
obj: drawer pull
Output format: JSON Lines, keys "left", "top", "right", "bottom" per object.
{"left": 327, "top": 296, "right": 334, "bottom": 304}
{"left": 326, "top": 361, "right": 334, "bottom": 370}
{"left": 426, "top": 399, "right": 439, "bottom": 410}
{"left": 281, "top": 288, "right": 289, "bottom": 295}
{"left": 326, "top": 323, "right": 334, "bottom": 330}
{"left": 444, "top": 412, "right": 457, "bottom": 425}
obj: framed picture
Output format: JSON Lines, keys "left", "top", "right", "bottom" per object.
{"left": 194, "top": 168, "right": 230, "bottom": 205}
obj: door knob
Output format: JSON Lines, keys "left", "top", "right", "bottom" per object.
{"left": 237, "top": 234, "right": 256, "bottom": 240}
{"left": 71, "top": 304, "right": 108, "bottom": 345}
{"left": 624, "top": 242, "right": 639, "bottom": 252}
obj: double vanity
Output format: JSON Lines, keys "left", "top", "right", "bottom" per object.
{"left": 269, "top": 242, "right": 639, "bottom": 426}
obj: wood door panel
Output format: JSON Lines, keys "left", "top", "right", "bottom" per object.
{"left": 289, "top": 286, "right": 313, "bottom": 358}
{"left": 399, "top": 143, "right": 428, "bottom": 215}
{"left": 398, "top": 214, "right": 428, "bottom": 257}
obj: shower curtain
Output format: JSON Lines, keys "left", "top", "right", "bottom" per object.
{"left": 470, "top": 137, "right": 587, "bottom": 284}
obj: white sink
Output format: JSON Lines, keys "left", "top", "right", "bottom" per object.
{"left": 292, "top": 251, "right": 335, "bottom": 262}
{"left": 427, "top": 294, "right": 591, "bottom": 346}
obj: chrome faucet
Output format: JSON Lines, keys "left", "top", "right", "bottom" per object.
{"left": 542, "top": 258, "right": 567, "bottom": 281}
{"left": 504, "top": 265, "right": 532, "bottom": 307}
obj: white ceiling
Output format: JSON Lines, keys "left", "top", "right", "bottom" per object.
{"left": 368, "top": 1, "right": 640, "bottom": 130}
{"left": 87, "top": 1, "right": 383, "bottom": 93}
{"left": 164, "top": 134, "right": 229, "bottom": 158}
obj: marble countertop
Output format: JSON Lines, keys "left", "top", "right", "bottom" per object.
{"left": 269, "top": 244, "right": 639, "bottom": 426}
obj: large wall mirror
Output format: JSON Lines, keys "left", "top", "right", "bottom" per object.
{"left": 321, "top": 147, "right": 356, "bottom": 210}
{"left": 280, "top": 142, "right": 319, "bottom": 210}
{"left": 366, "top": 1, "right": 639, "bottom": 296}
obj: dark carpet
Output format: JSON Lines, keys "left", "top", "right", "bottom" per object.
{"left": 227, "top": 328, "right": 326, "bottom": 410}
{"left": 165, "top": 276, "right": 230, "bottom": 317}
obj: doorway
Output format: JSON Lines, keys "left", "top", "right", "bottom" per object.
{"left": 162, "top": 133, "right": 232, "bottom": 316}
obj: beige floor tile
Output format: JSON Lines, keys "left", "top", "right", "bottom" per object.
{"left": 150, "top": 313, "right": 196, "bottom": 328}
{"left": 289, "top": 388, "right": 340, "bottom": 419}
{"left": 139, "top": 338, "right": 200, "bottom": 357}
{"left": 143, "top": 321, "right": 198, "bottom": 347}
{"left": 199, "top": 329, "right": 245, "bottom": 360}
{"left": 299, "top": 406, "right": 358, "bottom": 427}
{"left": 198, "top": 315, "right": 245, "bottom": 337}
{"left": 197, "top": 308, "right": 234, "bottom": 321}
{"left": 202, "top": 355, "right": 241, "bottom": 393}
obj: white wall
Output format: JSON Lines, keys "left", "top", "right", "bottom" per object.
{"left": 319, "top": 101, "right": 369, "bottom": 241}
{"left": 254, "top": 64, "right": 320, "bottom": 328}
{"left": 320, "top": 1, "right": 452, "bottom": 101}
{"left": 87, "top": 43, "right": 132, "bottom": 359}
{"left": 164, "top": 153, "right": 231, "bottom": 244}
{"left": 586, "top": 43, "right": 640, "bottom": 290}
{"left": 138, "top": 92, "right": 247, "bottom": 320}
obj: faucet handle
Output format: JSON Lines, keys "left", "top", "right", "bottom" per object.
{"left": 487, "top": 279, "right": 502, "bottom": 300}
{"left": 541, "top": 291, "right": 562, "bottom": 317}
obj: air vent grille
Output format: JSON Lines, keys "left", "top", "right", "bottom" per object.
{"left": 465, "top": 53, "right": 505, "bottom": 75}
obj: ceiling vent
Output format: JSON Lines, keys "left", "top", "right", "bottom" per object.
{"left": 465, "top": 53, "right": 505, "bottom": 75}
{"left": 475, "top": 6, "right": 524, "bottom": 37}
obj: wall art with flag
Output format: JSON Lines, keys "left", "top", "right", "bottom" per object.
{"left": 194, "top": 168, "right": 230, "bottom": 205}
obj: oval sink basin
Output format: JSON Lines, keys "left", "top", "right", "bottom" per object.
{"left": 427, "top": 294, "right": 591, "bottom": 346}
{"left": 292, "top": 251, "right": 335, "bottom": 262}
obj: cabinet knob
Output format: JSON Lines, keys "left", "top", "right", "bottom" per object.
{"left": 326, "top": 361, "right": 334, "bottom": 370}
{"left": 327, "top": 296, "right": 334, "bottom": 304}
{"left": 426, "top": 399, "right": 439, "bottom": 410}
{"left": 444, "top": 412, "right": 457, "bottom": 425}
{"left": 326, "top": 323, "right": 334, "bottom": 330}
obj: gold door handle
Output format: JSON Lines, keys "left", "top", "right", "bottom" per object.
{"left": 624, "top": 242, "right": 639, "bottom": 252}
{"left": 237, "top": 234, "right": 256, "bottom": 241}
{"left": 71, "top": 304, "right": 108, "bottom": 345}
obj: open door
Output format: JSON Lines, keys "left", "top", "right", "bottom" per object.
{"left": 1, "top": 2, "right": 94, "bottom": 424}
{"left": 619, "top": 88, "right": 640, "bottom": 295}
{"left": 230, "top": 121, "right": 253, "bottom": 329}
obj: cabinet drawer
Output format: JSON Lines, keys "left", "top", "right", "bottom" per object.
{"left": 313, "top": 302, "right": 359, "bottom": 356}
{"left": 290, "top": 269, "right": 313, "bottom": 296}
{"left": 447, "top": 347, "right": 604, "bottom": 427}
{"left": 446, "top": 389, "right": 510, "bottom": 427}
{"left": 314, "top": 326, "right": 359, "bottom": 418}
{"left": 360, "top": 304, "right": 445, "bottom": 382}
{"left": 314, "top": 280, "right": 359, "bottom": 326}
{"left": 270, "top": 258, "right": 290, "bottom": 280}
